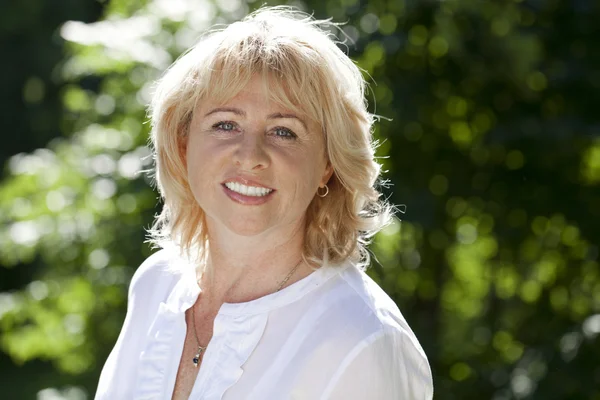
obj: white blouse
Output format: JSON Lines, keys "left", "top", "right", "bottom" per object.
{"left": 95, "top": 249, "right": 433, "bottom": 399}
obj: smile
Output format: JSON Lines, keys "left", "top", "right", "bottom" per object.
{"left": 224, "top": 182, "right": 273, "bottom": 197}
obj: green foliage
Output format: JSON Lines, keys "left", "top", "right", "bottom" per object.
{"left": 1, "top": 0, "right": 599, "bottom": 398}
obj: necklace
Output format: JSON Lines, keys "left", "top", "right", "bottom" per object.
{"left": 190, "top": 259, "right": 303, "bottom": 367}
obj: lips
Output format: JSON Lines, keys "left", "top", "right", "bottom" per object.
{"left": 224, "top": 181, "right": 273, "bottom": 197}
{"left": 221, "top": 177, "right": 275, "bottom": 205}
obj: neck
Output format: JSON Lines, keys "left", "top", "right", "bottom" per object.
{"left": 198, "top": 219, "right": 309, "bottom": 306}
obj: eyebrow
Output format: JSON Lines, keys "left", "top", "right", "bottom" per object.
{"left": 204, "top": 107, "right": 308, "bottom": 131}
{"left": 204, "top": 107, "right": 245, "bottom": 117}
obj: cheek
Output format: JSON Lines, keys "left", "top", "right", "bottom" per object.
{"left": 185, "top": 138, "right": 212, "bottom": 185}
{"left": 286, "top": 154, "right": 325, "bottom": 195}
{"left": 186, "top": 136, "right": 215, "bottom": 168}
{"left": 307, "top": 152, "right": 328, "bottom": 182}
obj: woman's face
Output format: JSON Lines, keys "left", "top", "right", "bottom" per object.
{"left": 185, "top": 76, "right": 333, "bottom": 238}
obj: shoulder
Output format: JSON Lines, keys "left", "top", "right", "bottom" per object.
{"left": 95, "top": 249, "right": 184, "bottom": 400}
{"left": 328, "top": 263, "right": 422, "bottom": 344}
{"left": 337, "top": 264, "right": 402, "bottom": 319}
{"left": 319, "top": 263, "right": 433, "bottom": 399}
{"left": 314, "top": 262, "right": 430, "bottom": 363}
{"left": 128, "top": 248, "right": 182, "bottom": 301}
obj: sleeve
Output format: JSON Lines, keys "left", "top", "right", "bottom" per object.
{"left": 94, "top": 251, "right": 168, "bottom": 400}
{"left": 322, "top": 327, "right": 433, "bottom": 400}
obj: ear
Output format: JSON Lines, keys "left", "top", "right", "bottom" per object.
{"left": 178, "top": 112, "right": 194, "bottom": 163}
{"left": 177, "top": 131, "right": 188, "bottom": 162}
{"left": 320, "top": 161, "right": 334, "bottom": 187}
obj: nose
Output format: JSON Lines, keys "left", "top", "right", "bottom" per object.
{"left": 233, "top": 133, "right": 270, "bottom": 171}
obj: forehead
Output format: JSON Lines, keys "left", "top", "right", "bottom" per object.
{"left": 199, "top": 73, "right": 314, "bottom": 121}
{"left": 212, "top": 76, "right": 277, "bottom": 106}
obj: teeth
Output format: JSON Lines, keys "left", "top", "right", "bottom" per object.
{"left": 225, "top": 182, "right": 273, "bottom": 197}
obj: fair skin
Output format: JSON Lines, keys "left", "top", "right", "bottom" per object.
{"left": 171, "top": 76, "right": 333, "bottom": 399}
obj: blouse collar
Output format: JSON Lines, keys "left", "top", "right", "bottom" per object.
{"left": 164, "top": 255, "right": 352, "bottom": 316}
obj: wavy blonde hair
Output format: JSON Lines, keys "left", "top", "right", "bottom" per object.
{"left": 148, "top": 6, "right": 392, "bottom": 270}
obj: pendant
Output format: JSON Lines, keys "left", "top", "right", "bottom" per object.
{"left": 192, "top": 346, "right": 205, "bottom": 368}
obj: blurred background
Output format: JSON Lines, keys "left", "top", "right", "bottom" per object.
{"left": 1, "top": 0, "right": 599, "bottom": 398}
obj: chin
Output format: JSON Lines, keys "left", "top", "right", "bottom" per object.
{"left": 224, "top": 219, "right": 274, "bottom": 237}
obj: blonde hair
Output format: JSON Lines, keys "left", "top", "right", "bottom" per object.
{"left": 148, "top": 6, "right": 392, "bottom": 270}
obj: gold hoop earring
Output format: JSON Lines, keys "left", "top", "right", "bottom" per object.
{"left": 317, "top": 185, "right": 329, "bottom": 198}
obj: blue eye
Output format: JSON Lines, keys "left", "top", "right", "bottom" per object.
{"left": 273, "top": 127, "right": 297, "bottom": 139}
{"left": 213, "top": 121, "right": 236, "bottom": 131}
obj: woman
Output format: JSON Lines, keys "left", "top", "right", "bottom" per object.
{"left": 96, "top": 6, "right": 433, "bottom": 400}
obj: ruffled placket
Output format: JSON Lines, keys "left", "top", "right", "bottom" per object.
{"left": 133, "top": 266, "right": 200, "bottom": 400}
{"left": 189, "top": 312, "right": 269, "bottom": 399}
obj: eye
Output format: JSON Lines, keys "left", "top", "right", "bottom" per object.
{"left": 212, "top": 121, "right": 237, "bottom": 131}
{"left": 272, "top": 127, "right": 297, "bottom": 140}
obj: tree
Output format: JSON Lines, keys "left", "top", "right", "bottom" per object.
{"left": 1, "top": 0, "right": 599, "bottom": 398}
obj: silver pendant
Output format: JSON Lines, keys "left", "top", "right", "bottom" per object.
{"left": 192, "top": 346, "right": 205, "bottom": 367}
